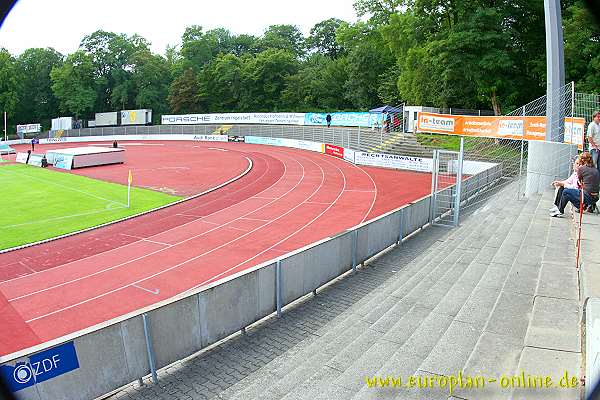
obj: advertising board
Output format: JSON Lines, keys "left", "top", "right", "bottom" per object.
{"left": 161, "top": 113, "right": 305, "bottom": 126}
{"left": 354, "top": 151, "right": 434, "bottom": 173}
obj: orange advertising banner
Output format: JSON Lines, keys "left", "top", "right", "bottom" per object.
{"left": 416, "top": 112, "right": 576, "bottom": 143}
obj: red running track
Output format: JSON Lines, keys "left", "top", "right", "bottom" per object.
{"left": 0, "top": 141, "right": 435, "bottom": 356}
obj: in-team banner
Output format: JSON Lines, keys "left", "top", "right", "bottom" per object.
{"left": 161, "top": 113, "right": 306, "bottom": 125}
{"left": 416, "top": 112, "right": 547, "bottom": 140}
{"left": 417, "top": 112, "right": 585, "bottom": 144}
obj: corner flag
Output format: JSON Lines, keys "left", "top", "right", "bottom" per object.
{"left": 127, "top": 170, "right": 132, "bottom": 208}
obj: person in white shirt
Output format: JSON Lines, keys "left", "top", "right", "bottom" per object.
{"left": 587, "top": 111, "right": 600, "bottom": 171}
{"left": 549, "top": 157, "right": 580, "bottom": 213}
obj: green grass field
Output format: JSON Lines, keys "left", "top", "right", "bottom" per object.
{"left": 0, "top": 164, "right": 182, "bottom": 250}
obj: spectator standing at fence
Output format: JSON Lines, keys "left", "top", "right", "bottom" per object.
{"left": 31, "top": 137, "right": 39, "bottom": 151}
{"left": 587, "top": 111, "right": 600, "bottom": 171}
{"left": 326, "top": 114, "right": 332, "bottom": 128}
{"left": 551, "top": 152, "right": 599, "bottom": 217}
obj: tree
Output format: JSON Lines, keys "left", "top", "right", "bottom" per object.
{"left": 180, "top": 25, "right": 213, "bottom": 71}
{"left": 306, "top": 18, "right": 346, "bottom": 58}
{"left": 168, "top": 68, "right": 204, "bottom": 113}
{"left": 564, "top": 1, "right": 600, "bottom": 92}
{"left": 280, "top": 54, "right": 351, "bottom": 111}
{"left": 353, "top": 0, "right": 403, "bottom": 25}
{"left": 80, "top": 30, "right": 150, "bottom": 111}
{"left": 15, "top": 48, "right": 63, "bottom": 126}
{"left": 131, "top": 51, "right": 171, "bottom": 116}
{"left": 203, "top": 53, "right": 244, "bottom": 112}
{"left": 0, "top": 48, "right": 18, "bottom": 126}
{"left": 240, "top": 49, "right": 299, "bottom": 111}
{"left": 50, "top": 51, "right": 97, "bottom": 119}
{"left": 260, "top": 25, "right": 306, "bottom": 58}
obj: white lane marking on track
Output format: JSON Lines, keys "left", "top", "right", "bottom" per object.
{"left": 208, "top": 148, "right": 228, "bottom": 152}
{"left": 239, "top": 217, "right": 271, "bottom": 222}
{"left": 131, "top": 284, "right": 160, "bottom": 295}
{"left": 22, "top": 154, "right": 325, "bottom": 322}
{"left": 189, "top": 152, "right": 348, "bottom": 290}
{"left": 119, "top": 234, "right": 172, "bottom": 247}
{"left": 11, "top": 156, "right": 296, "bottom": 304}
{"left": 18, "top": 261, "right": 37, "bottom": 274}
{"left": 0, "top": 153, "right": 271, "bottom": 284}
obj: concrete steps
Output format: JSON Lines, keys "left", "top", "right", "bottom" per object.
{"left": 221, "top": 186, "right": 525, "bottom": 400}
{"left": 111, "top": 184, "right": 582, "bottom": 400}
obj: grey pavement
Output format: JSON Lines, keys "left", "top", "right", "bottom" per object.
{"left": 108, "top": 183, "right": 584, "bottom": 400}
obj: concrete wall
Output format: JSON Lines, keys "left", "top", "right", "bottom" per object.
{"left": 586, "top": 297, "right": 600, "bottom": 399}
{"left": 0, "top": 135, "right": 502, "bottom": 400}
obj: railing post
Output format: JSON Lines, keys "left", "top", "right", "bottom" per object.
{"left": 352, "top": 229, "right": 358, "bottom": 272}
{"left": 142, "top": 313, "right": 158, "bottom": 384}
{"left": 397, "top": 208, "right": 404, "bottom": 245}
{"left": 518, "top": 105, "right": 526, "bottom": 199}
{"left": 276, "top": 259, "right": 282, "bottom": 317}
{"left": 453, "top": 137, "right": 464, "bottom": 227}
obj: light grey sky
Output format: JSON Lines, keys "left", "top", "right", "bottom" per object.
{"left": 0, "top": 0, "right": 359, "bottom": 56}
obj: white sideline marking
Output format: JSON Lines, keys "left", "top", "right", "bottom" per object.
{"left": 2, "top": 208, "right": 126, "bottom": 229}
{"left": 0, "top": 168, "right": 128, "bottom": 207}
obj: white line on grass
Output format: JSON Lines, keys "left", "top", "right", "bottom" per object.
{"left": 1, "top": 207, "right": 127, "bottom": 229}
{"left": 0, "top": 167, "right": 128, "bottom": 207}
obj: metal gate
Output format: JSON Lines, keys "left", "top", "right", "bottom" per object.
{"left": 430, "top": 139, "right": 464, "bottom": 227}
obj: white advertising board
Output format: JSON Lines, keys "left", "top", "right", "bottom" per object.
{"left": 40, "top": 134, "right": 228, "bottom": 144}
{"left": 15, "top": 152, "right": 28, "bottom": 164}
{"left": 354, "top": 151, "right": 434, "bottom": 173}
{"left": 16, "top": 124, "right": 41, "bottom": 134}
{"left": 161, "top": 113, "right": 306, "bottom": 126}
{"left": 244, "top": 136, "right": 323, "bottom": 153}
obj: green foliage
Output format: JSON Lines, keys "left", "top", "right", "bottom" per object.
{"left": 15, "top": 48, "right": 63, "bottom": 128}
{"left": 0, "top": 48, "right": 19, "bottom": 119}
{"left": 564, "top": 1, "right": 600, "bottom": 93}
{"left": 50, "top": 51, "right": 97, "bottom": 118}
{"left": 168, "top": 68, "right": 204, "bottom": 113}
{"left": 306, "top": 18, "right": 346, "bottom": 58}
{"left": 260, "top": 25, "right": 306, "bottom": 58}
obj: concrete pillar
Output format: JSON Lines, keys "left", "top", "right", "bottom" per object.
{"left": 525, "top": 141, "right": 578, "bottom": 196}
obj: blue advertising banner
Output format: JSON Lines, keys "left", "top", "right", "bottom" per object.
{"left": 0, "top": 341, "right": 80, "bottom": 392}
{"left": 304, "top": 112, "right": 383, "bottom": 127}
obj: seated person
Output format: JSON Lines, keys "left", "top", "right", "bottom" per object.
{"left": 551, "top": 152, "right": 600, "bottom": 217}
{"left": 549, "top": 157, "right": 579, "bottom": 214}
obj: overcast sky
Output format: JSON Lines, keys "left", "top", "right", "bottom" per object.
{"left": 0, "top": 0, "right": 360, "bottom": 56}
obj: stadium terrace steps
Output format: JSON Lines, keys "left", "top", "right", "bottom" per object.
{"left": 111, "top": 184, "right": 581, "bottom": 400}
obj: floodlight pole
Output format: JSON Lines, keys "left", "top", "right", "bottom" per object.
{"left": 3, "top": 111, "right": 6, "bottom": 141}
{"left": 544, "top": 0, "right": 565, "bottom": 142}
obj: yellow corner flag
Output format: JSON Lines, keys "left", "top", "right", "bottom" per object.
{"left": 128, "top": 170, "right": 133, "bottom": 184}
